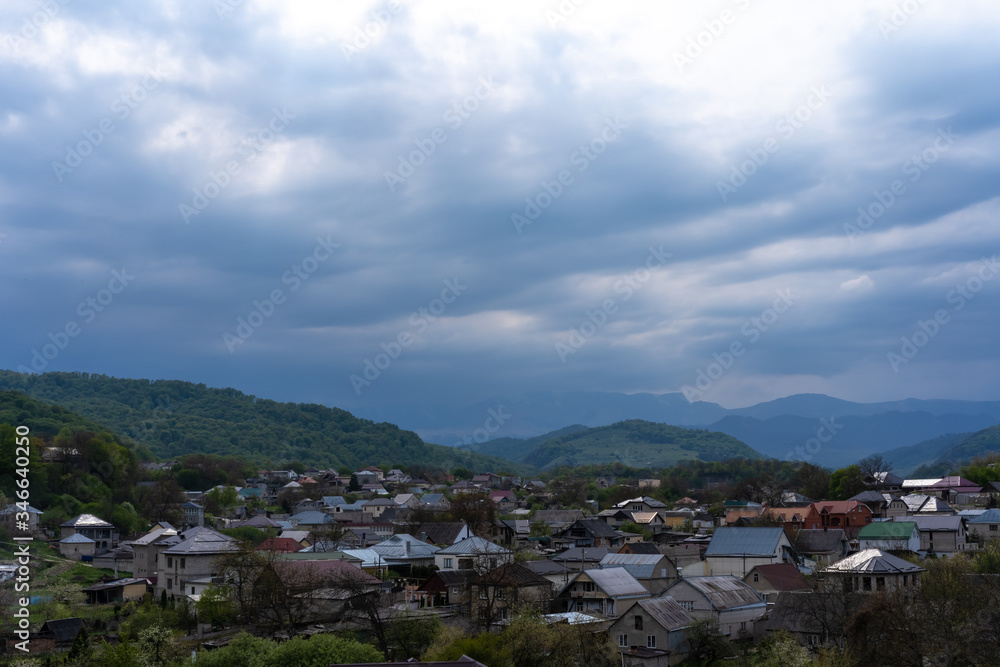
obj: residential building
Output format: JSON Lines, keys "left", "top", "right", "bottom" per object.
{"left": 968, "top": 508, "right": 1000, "bottom": 539}
{"left": 554, "top": 518, "right": 625, "bottom": 550}
{"left": 60, "top": 514, "right": 118, "bottom": 550}
{"left": 551, "top": 546, "right": 610, "bottom": 572}
{"left": 370, "top": 534, "right": 440, "bottom": 572}
{"left": 82, "top": 577, "right": 149, "bottom": 604}
{"left": 608, "top": 596, "right": 693, "bottom": 661}
{"left": 434, "top": 536, "right": 512, "bottom": 572}
{"left": 59, "top": 534, "right": 96, "bottom": 559}
{"left": 822, "top": 548, "right": 924, "bottom": 593}
{"left": 416, "top": 522, "right": 472, "bottom": 546}
{"left": 857, "top": 521, "right": 920, "bottom": 553}
{"left": 561, "top": 567, "right": 651, "bottom": 618}
{"left": 793, "top": 529, "right": 849, "bottom": 569}
{"left": 806, "top": 501, "right": 873, "bottom": 538}
{"left": 698, "top": 527, "right": 795, "bottom": 578}
{"left": 743, "top": 563, "right": 812, "bottom": 604}
{"left": 892, "top": 515, "right": 970, "bottom": 553}
{"left": 156, "top": 527, "right": 239, "bottom": 597}
{"left": 471, "top": 563, "right": 553, "bottom": 627}
{"left": 598, "top": 553, "right": 678, "bottom": 595}
{"left": 662, "top": 576, "right": 767, "bottom": 638}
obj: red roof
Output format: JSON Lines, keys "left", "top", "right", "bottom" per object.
{"left": 748, "top": 563, "right": 811, "bottom": 592}
{"left": 256, "top": 537, "right": 305, "bottom": 553}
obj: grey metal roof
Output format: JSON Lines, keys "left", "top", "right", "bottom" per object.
{"left": 551, "top": 547, "right": 610, "bottom": 563}
{"left": 614, "top": 496, "right": 668, "bottom": 509}
{"left": 824, "top": 549, "right": 925, "bottom": 574}
{"left": 523, "top": 559, "right": 571, "bottom": 576}
{"left": 900, "top": 494, "right": 953, "bottom": 513}
{"left": 370, "top": 534, "right": 440, "bottom": 560}
{"left": 636, "top": 596, "right": 693, "bottom": 631}
{"left": 705, "top": 527, "right": 785, "bottom": 557}
{"left": 968, "top": 509, "right": 1000, "bottom": 524}
{"left": 599, "top": 553, "right": 668, "bottom": 579}
{"left": 894, "top": 515, "right": 963, "bottom": 532}
{"left": 162, "top": 528, "right": 238, "bottom": 555}
{"left": 61, "top": 513, "right": 113, "bottom": 528}
{"left": 437, "top": 536, "right": 510, "bottom": 556}
{"left": 582, "top": 567, "right": 650, "bottom": 598}
{"left": 290, "top": 510, "right": 335, "bottom": 525}
{"left": 60, "top": 533, "right": 95, "bottom": 543}
{"left": 672, "top": 576, "right": 765, "bottom": 611}
{"left": 794, "top": 529, "right": 847, "bottom": 554}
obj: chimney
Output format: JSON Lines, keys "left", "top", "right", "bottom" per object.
{"left": 406, "top": 539, "right": 411, "bottom": 555}
{"left": 420, "top": 532, "right": 427, "bottom": 543}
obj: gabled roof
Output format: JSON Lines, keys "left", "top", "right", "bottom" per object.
{"left": 420, "top": 493, "right": 446, "bottom": 505}
{"left": 930, "top": 476, "right": 981, "bottom": 492}
{"left": 811, "top": 500, "right": 869, "bottom": 515}
{"left": 850, "top": 490, "right": 888, "bottom": 504}
{"left": 671, "top": 576, "right": 765, "bottom": 611}
{"left": 579, "top": 567, "right": 649, "bottom": 598}
{"left": 599, "top": 553, "right": 669, "bottom": 579}
{"left": 40, "top": 618, "right": 84, "bottom": 643}
{"left": 523, "top": 559, "right": 571, "bottom": 576}
{"left": 290, "top": 510, "right": 335, "bottom": 525}
{"left": 416, "top": 522, "right": 468, "bottom": 545}
{"left": 824, "top": 549, "right": 924, "bottom": 574}
{"left": 705, "top": 527, "right": 786, "bottom": 557}
{"left": 900, "top": 495, "right": 954, "bottom": 514}
{"left": 896, "top": 515, "right": 964, "bottom": 532}
{"left": 858, "top": 521, "right": 917, "bottom": 540}
{"left": 257, "top": 537, "right": 304, "bottom": 553}
{"left": 371, "top": 534, "right": 440, "bottom": 560}
{"left": 635, "top": 596, "right": 694, "bottom": 631}
{"left": 747, "top": 563, "right": 811, "bottom": 592}
{"left": 532, "top": 509, "right": 586, "bottom": 524}
{"left": 614, "top": 496, "right": 668, "bottom": 509}
{"left": 620, "top": 542, "right": 661, "bottom": 555}
{"left": 61, "top": 513, "right": 113, "bottom": 528}
{"left": 968, "top": 508, "right": 1000, "bottom": 524}
{"left": 437, "top": 536, "right": 509, "bottom": 556}
{"left": 563, "top": 518, "right": 620, "bottom": 539}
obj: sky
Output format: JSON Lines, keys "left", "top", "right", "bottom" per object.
{"left": 2, "top": 0, "right": 999, "bottom": 422}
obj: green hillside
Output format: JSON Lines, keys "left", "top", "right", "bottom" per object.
{"left": 0, "top": 389, "right": 129, "bottom": 445}
{"left": 0, "top": 370, "right": 524, "bottom": 473}
{"left": 939, "top": 424, "right": 1000, "bottom": 463}
{"left": 521, "top": 419, "right": 764, "bottom": 470}
{"left": 882, "top": 432, "right": 972, "bottom": 476}
{"left": 458, "top": 424, "right": 591, "bottom": 463}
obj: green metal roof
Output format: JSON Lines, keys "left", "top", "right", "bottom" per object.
{"left": 858, "top": 521, "right": 916, "bottom": 539}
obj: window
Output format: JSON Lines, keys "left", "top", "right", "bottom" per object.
{"left": 646, "top": 635, "right": 656, "bottom": 649}
{"left": 753, "top": 572, "right": 759, "bottom": 582}
{"left": 634, "top": 615, "right": 643, "bottom": 630}
{"left": 618, "top": 634, "right": 628, "bottom": 648}
{"left": 497, "top": 587, "right": 507, "bottom": 600}
{"left": 444, "top": 558, "right": 453, "bottom": 568}
{"left": 191, "top": 587, "right": 195, "bottom": 594}
{"left": 451, "top": 587, "right": 460, "bottom": 595}
{"left": 863, "top": 577, "right": 872, "bottom": 591}
{"left": 808, "top": 635, "right": 819, "bottom": 646}
{"left": 180, "top": 558, "right": 186, "bottom": 569}
{"left": 679, "top": 601, "right": 694, "bottom": 611}
{"left": 166, "top": 579, "right": 172, "bottom": 590}
{"left": 583, "top": 581, "right": 595, "bottom": 592}
{"left": 167, "top": 557, "right": 172, "bottom": 568}
{"left": 479, "top": 587, "right": 488, "bottom": 599}
{"left": 500, "top": 608, "right": 509, "bottom": 621}
{"left": 740, "top": 622, "right": 747, "bottom": 632}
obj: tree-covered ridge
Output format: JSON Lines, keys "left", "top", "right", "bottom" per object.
{"left": 0, "top": 370, "right": 523, "bottom": 473}
{"left": 521, "top": 419, "right": 764, "bottom": 469}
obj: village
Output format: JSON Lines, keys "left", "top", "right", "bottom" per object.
{"left": 5, "top": 462, "right": 1000, "bottom": 665}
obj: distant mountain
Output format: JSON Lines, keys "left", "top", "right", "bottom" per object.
{"left": 518, "top": 420, "right": 764, "bottom": 470}
{"left": 0, "top": 370, "right": 523, "bottom": 473}
{"left": 363, "top": 390, "right": 1000, "bottom": 469}
{"left": 882, "top": 433, "right": 973, "bottom": 476}
{"left": 708, "top": 412, "right": 998, "bottom": 469}
{"left": 0, "top": 389, "right": 127, "bottom": 444}
{"left": 458, "top": 425, "right": 590, "bottom": 463}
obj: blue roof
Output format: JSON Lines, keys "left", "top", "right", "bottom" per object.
{"left": 705, "top": 527, "right": 786, "bottom": 557}
{"left": 968, "top": 508, "right": 1000, "bottom": 523}
{"left": 290, "top": 510, "right": 335, "bottom": 525}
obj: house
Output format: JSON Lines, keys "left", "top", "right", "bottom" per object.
{"left": 415, "top": 522, "right": 472, "bottom": 546}
{"left": 661, "top": 576, "right": 767, "bottom": 638}
{"left": 614, "top": 497, "right": 669, "bottom": 515}
{"left": 608, "top": 596, "right": 693, "bottom": 661}
{"left": 354, "top": 466, "right": 385, "bottom": 484}
{"left": 822, "top": 548, "right": 924, "bottom": 593}
{"left": 551, "top": 546, "right": 611, "bottom": 571}
{"left": 82, "top": 577, "right": 150, "bottom": 604}
{"left": 155, "top": 528, "right": 239, "bottom": 597}
{"left": 37, "top": 618, "right": 84, "bottom": 648}
{"left": 658, "top": 511, "right": 690, "bottom": 532}
{"left": 619, "top": 542, "right": 662, "bottom": 556}
{"left": 697, "top": 527, "right": 795, "bottom": 578}
{"left": 929, "top": 476, "right": 982, "bottom": 502}
{"left": 370, "top": 534, "right": 440, "bottom": 572}
{"left": 806, "top": 501, "right": 873, "bottom": 538}
{"left": 434, "top": 537, "right": 512, "bottom": 572}
{"left": 364, "top": 498, "right": 396, "bottom": 519}
{"left": 892, "top": 515, "right": 970, "bottom": 553}
{"left": 0, "top": 504, "right": 42, "bottom": 532}
{"left": 763, "top": 506, "right": 821, "bottom": 539}
{"left": 472, "top": 472, "right": 502, "bottom": 489}
{"left": 554, "top": 519, "right": 625, "bottom": 549}
{"left": 560, "top": 567, "right": 651, "bottom": 618}
{"left": 870, "top": 471, "right": 904, "bottom": 492}
{"left": 488, "top": 490, "right": 517, "bottom": 511}
{"left": 743, "top": 563, "right": 812, "bottom": 604}
{"left": 857, "top": 521, "right": 920, "bottom": 553}
{"left": 849, "top": 490, "right": 889, "bottom": 518}
{"left": 418, "top": 569, "right": 477, "bottom": 607}
{"left": 793, "top": 529, "right": 849, "bottom": 569}
{"left": 60, "top": 514, "right": 118, "bottom": 550}
{"left": 599, "top": 553, "right": 678, "bottom": 594}
{"left": 289, "top": 510, "right": 337, "bottom": 529}
{"left": 256, "top": 537, "right": 305, "bottom": 553}
{"left": 531, "top": 509, "right": 587, "bottom": 533}
{"left": 523, "top": 559, "right": 574, "bottom": 592}
{"left": 968, "top": 508, "right": 1000, "bottom": 540}
{"left": 724, "top": 501, "right": 764, "bottom": 526}
{"left": 59, "top": 533, "right": 96, "bottom": 559}
{"left": 881, "top": 494, "right": 910, "bottom": 518}
{"left": 471, "top": 562, "right": 553, "bottom": 627}
{"left": 765, "top": 591, "right": 827, "bottom": 648}
{"left": 182, "top": 502, "right": 205, "bottom": 528}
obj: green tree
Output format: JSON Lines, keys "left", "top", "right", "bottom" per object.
{"left": 829, "top": 464, "right": 866, "bottom": 500}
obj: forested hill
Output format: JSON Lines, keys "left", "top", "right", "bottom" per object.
{"left": 0, "top": 370, "right": 520, "bottom": 472}
{"left": 520, "top": 419, "right": 764, "bottom": 470}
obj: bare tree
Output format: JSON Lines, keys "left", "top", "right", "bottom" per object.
{"left": 857, "top": 454, "right": 892, "bottom": 492}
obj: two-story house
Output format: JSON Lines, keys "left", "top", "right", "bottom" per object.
{"left": 662, "top": 576, "right": 767, "bottom": 638}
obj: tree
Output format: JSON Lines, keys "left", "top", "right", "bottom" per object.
{"left": 857, "top": 454, "right": 892, "bottom": 491}
{"left": 829, "top": 465, "right": 866, "bottom": 500}
{"left": 448, "top": 493, "right": 497, "bottom": 535}
{"left": 137, "top": 624, "right": 181, "bottom": 667}
{"left": 348, "top": 474, "right": 361, "bottom": 492}
{"left": 385, "top": 612, "right": 441, "bottom": 661}
{"left": 328, "top": 567, "right": 395, "bottom": 656}
{"left": 684, "top": 619, "right": 735, "bottom": 665}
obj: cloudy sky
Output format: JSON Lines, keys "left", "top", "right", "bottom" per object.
{"left": 2, "top": 0, "right": 999, "bottom": 422}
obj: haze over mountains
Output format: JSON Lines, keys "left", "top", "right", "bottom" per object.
{"left": 363, "top": 391, "right": 1000, "bottom": 470}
